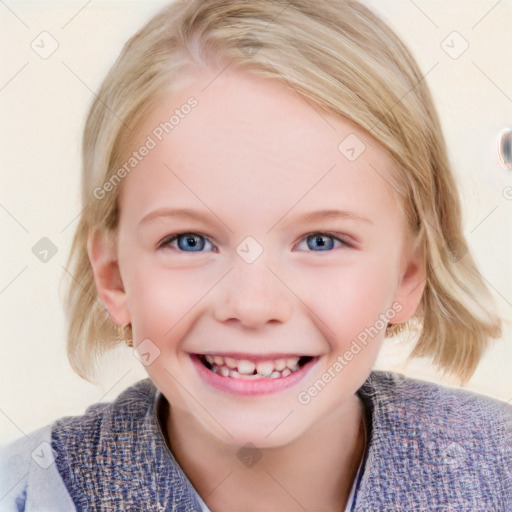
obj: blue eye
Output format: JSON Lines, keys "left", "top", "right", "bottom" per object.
{"left": 160, "top": 232, "right": 215, "bottom": 252}
{"left": 297, "top": 233, "right": 346, "bottom": 251}
{"left": 159, "top": 232, "right": 349, "bottom": 253}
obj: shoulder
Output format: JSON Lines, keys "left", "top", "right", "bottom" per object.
{"left": 0, "top": 378, "right": 157, "bottom": 512}
{"left": 361, "top": 371, "right": 512, "bottom": 439}
{"left": 0, "top": 424, "right": 76, "bottom": 511}
{"left": 50, "top": 377, "right": 157, "bottom": 434}
{"left": 48, "top": 378, "right": 157, "bottom": 462}
{"left": 355, "top": 371, "right": 512, "bottom": 510}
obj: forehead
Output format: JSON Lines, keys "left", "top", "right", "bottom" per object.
{"left": 119, "top": 68, "right": 403, "bottom": 232}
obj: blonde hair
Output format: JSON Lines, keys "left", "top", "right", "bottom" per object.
{"left": 63, "top": 0, "right": 502, "bottom": 384}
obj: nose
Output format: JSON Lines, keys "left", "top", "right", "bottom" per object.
{"left": 213, "top": 260, "right": 293, "bottom": 329}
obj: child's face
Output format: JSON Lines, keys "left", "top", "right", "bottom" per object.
{"left": 97, "top": 68, "right": 424, "bottom": 447}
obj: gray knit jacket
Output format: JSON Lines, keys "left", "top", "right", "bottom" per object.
{"left": 1, "top": 372, "right": 511, "bottom": 511}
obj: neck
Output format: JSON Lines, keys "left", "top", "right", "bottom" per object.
{"left": 162, "top": 395, "right": 366, "bottom": 512}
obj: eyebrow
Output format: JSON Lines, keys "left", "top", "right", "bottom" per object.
{"left": 139, "top": 207, "right": 373, "bottom": 228}
{"left": 280, "top": 209, "right": 374, "bottom": 227}
{"left": 139, "top": 208, "right": 212, "bottom": 226}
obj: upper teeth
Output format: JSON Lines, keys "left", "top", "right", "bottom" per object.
{"left": 204, "top": 354, "right": 302, "bottom": 378}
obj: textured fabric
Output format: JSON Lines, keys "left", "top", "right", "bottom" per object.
{"left": 1, "top": 371, "right": 511, "bottom": 511}
{"left": 355, "top": 373, "right": 512, "bottom": 510}
{"left": 51, "top": 381, "right": 207, "bottom": 512}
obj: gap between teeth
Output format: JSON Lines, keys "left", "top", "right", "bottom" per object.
{"left": 204, "top": 355, "right": 301, "bottom": 378}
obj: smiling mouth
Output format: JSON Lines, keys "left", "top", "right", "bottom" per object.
{"left": 197, "top": 354, "right": 315, "bottom": 379}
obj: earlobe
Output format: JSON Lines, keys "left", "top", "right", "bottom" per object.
{"left": 87, "top": 228, "right": 131, "bottom": 326}
{"left": 391, "top": 239, "right": 427, "bottom": 323}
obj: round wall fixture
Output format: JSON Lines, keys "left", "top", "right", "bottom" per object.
{"left": 498, "top": 128, "right": 512, "bottom": 170}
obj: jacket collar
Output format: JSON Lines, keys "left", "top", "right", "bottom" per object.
{"left": 52, "top": 378, "right": 208, "bottom": 511}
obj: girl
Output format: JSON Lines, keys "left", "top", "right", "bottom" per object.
{"left": 1, "top": 0, "right": 510, "bottom": 510}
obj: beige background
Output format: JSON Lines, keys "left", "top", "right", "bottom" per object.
{"left": 1, "top": 0, "right": 511, "bottom": 445}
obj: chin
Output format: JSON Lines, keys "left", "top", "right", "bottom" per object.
{"left": 200, "top": 411, "right": 311, "bottom": 450}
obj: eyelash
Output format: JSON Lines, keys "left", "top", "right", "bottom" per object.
{"left": 157, "top": 231, "right": 352, "bottom": 252}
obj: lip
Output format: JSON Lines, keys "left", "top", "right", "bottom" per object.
{"left": 191, "top": 353, "right": 319, "bottom": 396}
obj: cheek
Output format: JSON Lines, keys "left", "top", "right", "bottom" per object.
{"left": 119, "top": 252, "right": 185, "bottom": 340}
{"left": 296, "top": 253, "right": 399, "bottom": 345}
{"left": 120, "top": 252, "right": 218, "bottom": 347}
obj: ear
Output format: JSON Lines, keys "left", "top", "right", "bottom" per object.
{"left": 87, "top": 228, "right": 131, "bottom": 326}
{"left": 391, "top": 237, "right": 426, "bottom": 323}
